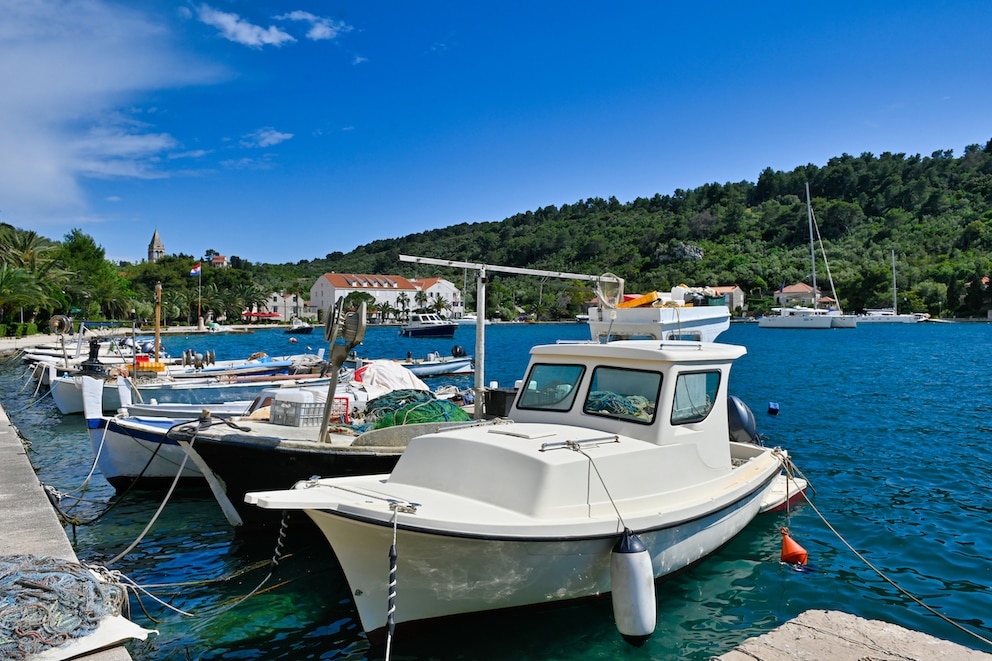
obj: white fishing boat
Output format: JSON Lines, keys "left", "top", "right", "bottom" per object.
{"left": 350, "top": 347, "right": 474, "bottom": 378}
{"left": 760, "top": 183, "right": 857, "bottom": 329}
{"left": 246, "top": 338, "right": 799, "bottom": 643}
{"left": 45, "top": 338, "right": 327, "bottom": 414}
{"left": 50, "top": 364, "right": 332, "bottom": 415}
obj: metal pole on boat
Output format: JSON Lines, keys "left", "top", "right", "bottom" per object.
{"left": 474, "top": 268, "right": 486, "bottom": 419}
{"left": 154, "top": 282, "right": 162, "bottom": 363}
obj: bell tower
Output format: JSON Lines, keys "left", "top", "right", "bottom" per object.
{"left": 148, "top": 229, "right": 165, "bottom": 263}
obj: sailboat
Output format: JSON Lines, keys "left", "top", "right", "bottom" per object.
{"left": 858, "top": 250, "right": 925, "bottom": 323}
{"left": 759, "top": 183, "right": 857, "bottom": 329}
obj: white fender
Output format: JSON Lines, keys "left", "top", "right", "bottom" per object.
{"left": 116, "top": 376, "right": 133, "bottom": 409}
{"left": 81, "top": 376, "right": 104, "bottom": 426}
{"left": 610, "top": 528, "right": 656, "bottom": 646}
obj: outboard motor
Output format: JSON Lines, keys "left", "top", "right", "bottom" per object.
{"left": 451, "top": 345, "right": 466, "bottom": 358}
{"left": 728, "top": 395, "right": 761, "bottom": 445}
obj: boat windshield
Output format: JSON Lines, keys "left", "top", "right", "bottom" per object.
{"left": 517, "top": 364, "right": 585, "bottom": 411}
{"left": 583, "top": 366, "right": 661, "bottom": 424}
{"left": 671, "top": 370, "right": 720, "bottom": 424}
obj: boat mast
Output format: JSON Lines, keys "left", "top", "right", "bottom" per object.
{"left": 806, "top": 182, "right": 818, "bottom": 308}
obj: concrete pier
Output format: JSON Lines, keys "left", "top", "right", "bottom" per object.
{"left": 717, "top": 609, "right": 992, "bottom": 660}
{"left": 0, "top": 399, "right": 132, "bottom": 660}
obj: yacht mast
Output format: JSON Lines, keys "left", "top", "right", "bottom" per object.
{"left": 806, "top": 182, "right": 818, "bottom": 307}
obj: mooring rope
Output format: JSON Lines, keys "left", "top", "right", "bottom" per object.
{"left": 777, "top": 453, "right": 992, "bottom": 649}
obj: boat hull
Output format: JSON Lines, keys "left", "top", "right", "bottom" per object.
{"left": 88, "top": 417, "right": 204, "bottom": 489}
{"left": 399, "top": 324, "right": 457, "bottom": 338}
{"left": 300, "top": 473, "right": 774, "bottom": 638}
{"left": 52, "top": 373, "right": 334, "bottom": 415}
{"left": 758, "top": 314, "right": 834, "bottom": 329}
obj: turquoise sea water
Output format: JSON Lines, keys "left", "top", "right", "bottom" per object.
{"left": 1, "top": 321, "right": 991, "bottom": 660}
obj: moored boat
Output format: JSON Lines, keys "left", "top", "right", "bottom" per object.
{"left": 246, "top": 338, "right": 798, "bottom": 642}
{"left": 586, "top": 286, "right": 730, "bottom": 341}
{"left": 399, "top": 313, "right": 458, "bottom": 338}
{"left": 286, "top": 318, "right": 315, "bottom": 334}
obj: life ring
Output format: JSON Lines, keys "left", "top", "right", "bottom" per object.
{"left": 49, "top": 315, "right": 72, "bottom": 334}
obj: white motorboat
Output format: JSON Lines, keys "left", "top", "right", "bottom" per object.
{"left": 398, "top": 313, "right": 458, "bottom": 338}
{"left": 455, "top": 312, "right": 488, "bottom": 325}
{"left": 586, "top": 287, "right": 730, "bottom": 341}
{"left": 246, "top": 338, "right": 796, "bottom": 643}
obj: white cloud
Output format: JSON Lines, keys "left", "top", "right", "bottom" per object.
{"left": 275, "top": 11, "right": 352, "bottom": 41}
{"left": 196, "top": 4, "right": 295, "bottom": 48}
{"left": 168, "top": 149, "right": 212, "bottom": 160}
{"left": 0, "top": 0, "right": 222, "bottom": 226}
{"left": 241, "top": 128, "right": 294, "bottom": 148}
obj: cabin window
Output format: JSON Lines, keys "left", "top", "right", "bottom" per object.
{"left": 583, "top": 367, "right": 661, "bottom": 424}
{"left": 670, "top": 370, "right": 720, "bottom": 425}
{"left": 517, "top": 363, "right": 585, "bottom": 412}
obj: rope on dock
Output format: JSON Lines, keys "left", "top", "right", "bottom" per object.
{"left": 782, "top": 454, "right": 992, "bottom": 650}
{"left": 0, "top": 555, "right": 126, "bottom": 660}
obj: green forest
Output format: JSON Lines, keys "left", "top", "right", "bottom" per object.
{"left": 2, "top": 139, "right": 992, "bottom": 333}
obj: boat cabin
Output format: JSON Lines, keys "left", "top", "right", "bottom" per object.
{"left": 508, "top": 340, "right": 744, "bottom": 455}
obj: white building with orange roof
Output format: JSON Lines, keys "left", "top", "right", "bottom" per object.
{"left": 774, "top": 282, "right": 837, "bottom": 307}
{"left": 309, "top": 273, "right": 461, "bottom": 321}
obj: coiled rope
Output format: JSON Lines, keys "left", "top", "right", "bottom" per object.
{"left": 0, "top": 555, "right": 126, "bottom": 660}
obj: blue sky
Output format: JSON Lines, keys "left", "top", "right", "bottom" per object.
{"left": 1, "top": 1, "right": 990, "bottom": 265}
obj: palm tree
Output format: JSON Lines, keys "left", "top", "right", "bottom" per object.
{"left": 429, "top": 293, "right": 450, "bottom": 315}
{"left": 0, "top": 226, "right": 69, "bottom": 321}
{"left": 0, "top": 263, "right": 44, "bottom": 323}
{"left": 396, "top": 292, "right": 410, "bottom": 321}
{"left": 414, "top": 290, "right": 428, "bottom": 312}
{"left": 235, "top": 283, "right": 270, "bottom": 322}
{"left": 199, "top": 282, "right": 225, "bottom": 323}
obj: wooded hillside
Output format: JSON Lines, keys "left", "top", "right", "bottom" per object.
{"left": 270, "top": 140, "right": 992, "bottom": 318}
{"left": 3, "top": 140, "right": 991, "bottom": 328}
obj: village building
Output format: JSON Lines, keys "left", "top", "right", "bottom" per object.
{"left": 712, "top": 285, "right": 745, "bottom": 314}
{"left": 309, "top": 273, "right": 460, "bottom": 321}
{"left": 774, "top": 282, "right": 837, "bottom": 307}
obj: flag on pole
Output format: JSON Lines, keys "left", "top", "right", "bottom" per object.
{"left": 190, "top": 263, "right": 201, "bottom": 276}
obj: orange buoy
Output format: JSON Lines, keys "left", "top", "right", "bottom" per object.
{"left": 779, "top": 527, "right": 808, "bottom": 565}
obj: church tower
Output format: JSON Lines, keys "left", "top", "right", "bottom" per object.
{"left": 148, "top": 229, "right": 165, "bottom": 263}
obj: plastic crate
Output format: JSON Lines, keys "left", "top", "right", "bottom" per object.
{"left": 270, "top": 398, "right": 350, "bottom": 426}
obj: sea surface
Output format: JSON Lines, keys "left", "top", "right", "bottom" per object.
{"left": 1, "top": 321, "right": 990, "bottom": 660}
